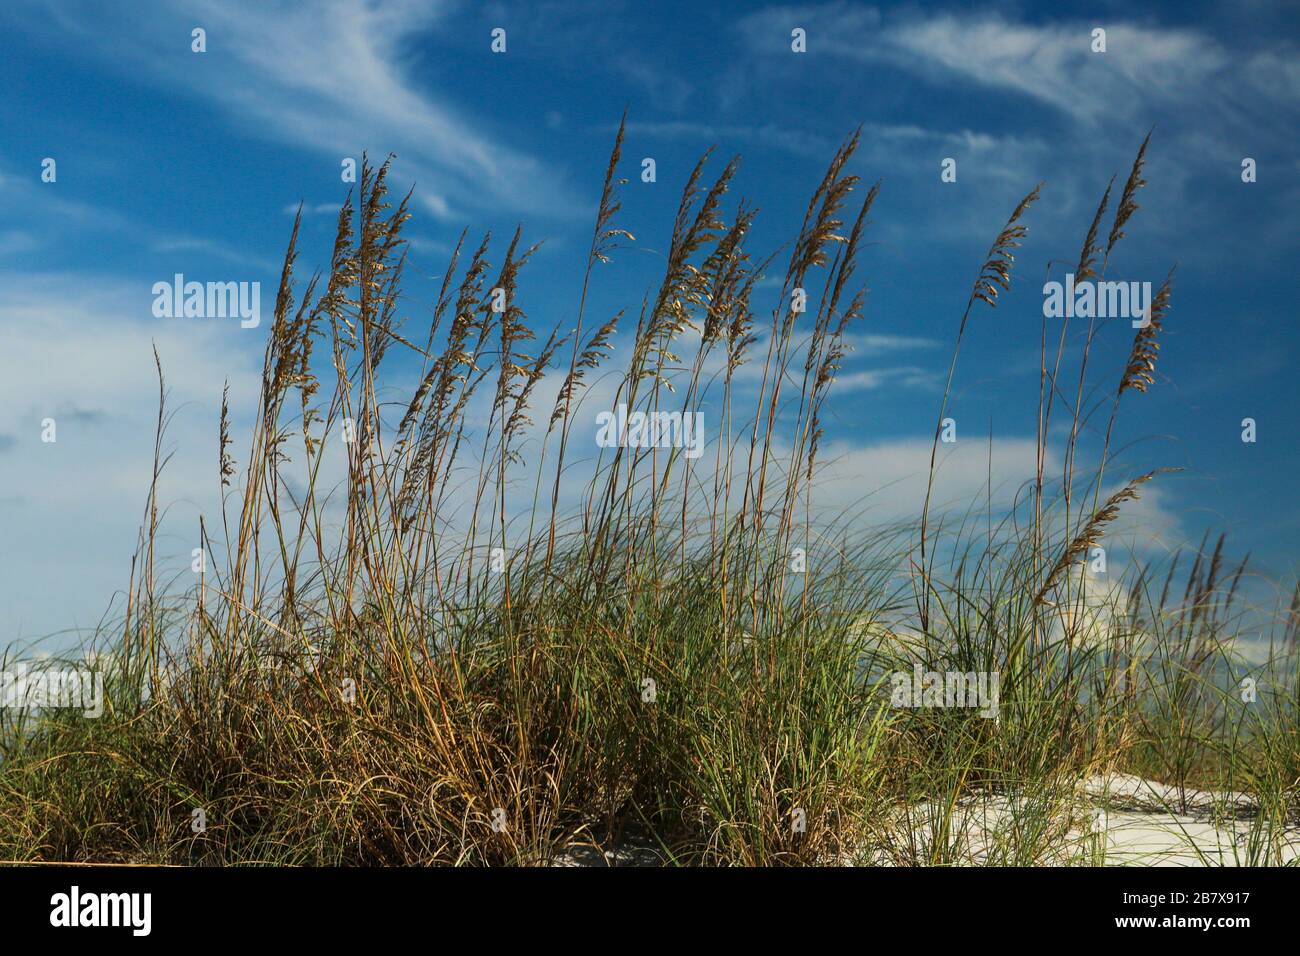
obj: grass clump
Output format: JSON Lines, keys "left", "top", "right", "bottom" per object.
{"left": 1, "top": 121, "right": 1296, "bottom": 866}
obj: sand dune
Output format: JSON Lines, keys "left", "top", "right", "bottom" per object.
{"left": 551, "top": 774, "right": 1300, "bottom": 866}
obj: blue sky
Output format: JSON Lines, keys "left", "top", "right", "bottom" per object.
{"left": 1, "top": 0, "right": 1298, "bottom": 646}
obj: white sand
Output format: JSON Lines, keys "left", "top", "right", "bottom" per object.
{"left": 872, "top": 773, "right": 1299, "bottom": 866}
{"left": 551, "top": 773, "right": 1299, "bottom": 866}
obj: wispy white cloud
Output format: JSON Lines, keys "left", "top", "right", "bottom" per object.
{"left": 738, "top": 5, "right": 1300, "bottom": 126}
{"left": 880, "top": 16, "right": 1226, "bottom": 125}
{"left": 0, "top": 273, "right": 263, "bottom": 642}
{"left": 0, "top": 160, "right": 130, "bottom": 232}
{"left": 150, "top": 236, "right": 281, "bottom": 272}
{"left": 804, "top": 435, "right": 1045, "bottom": 535}
{"left": 0, "top": 230, "right": 41, "bottom": 256}
{"left": 17, "top": 0, "right": 582, "bottom": 221}
{"left": 282, "top": 202, "right": 343, "bottom": 217}
{"left": 831, "top": 366, "right": 938, "bottom": 393}
{"left": 0, "top": 160, "right": 277, "bottom": 272}
{"left": 729, "top": 4, "right": 1300, "bottom": 260}
{"left": 845, "top": 333, "right": 942, "bottom": 355}
{"left": 624, "top": 120, "right": 836, "bottom": 158}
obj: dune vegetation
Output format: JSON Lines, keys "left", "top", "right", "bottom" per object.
{"left": 1, "top": 121, "right": 1296, "bottom": 865}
